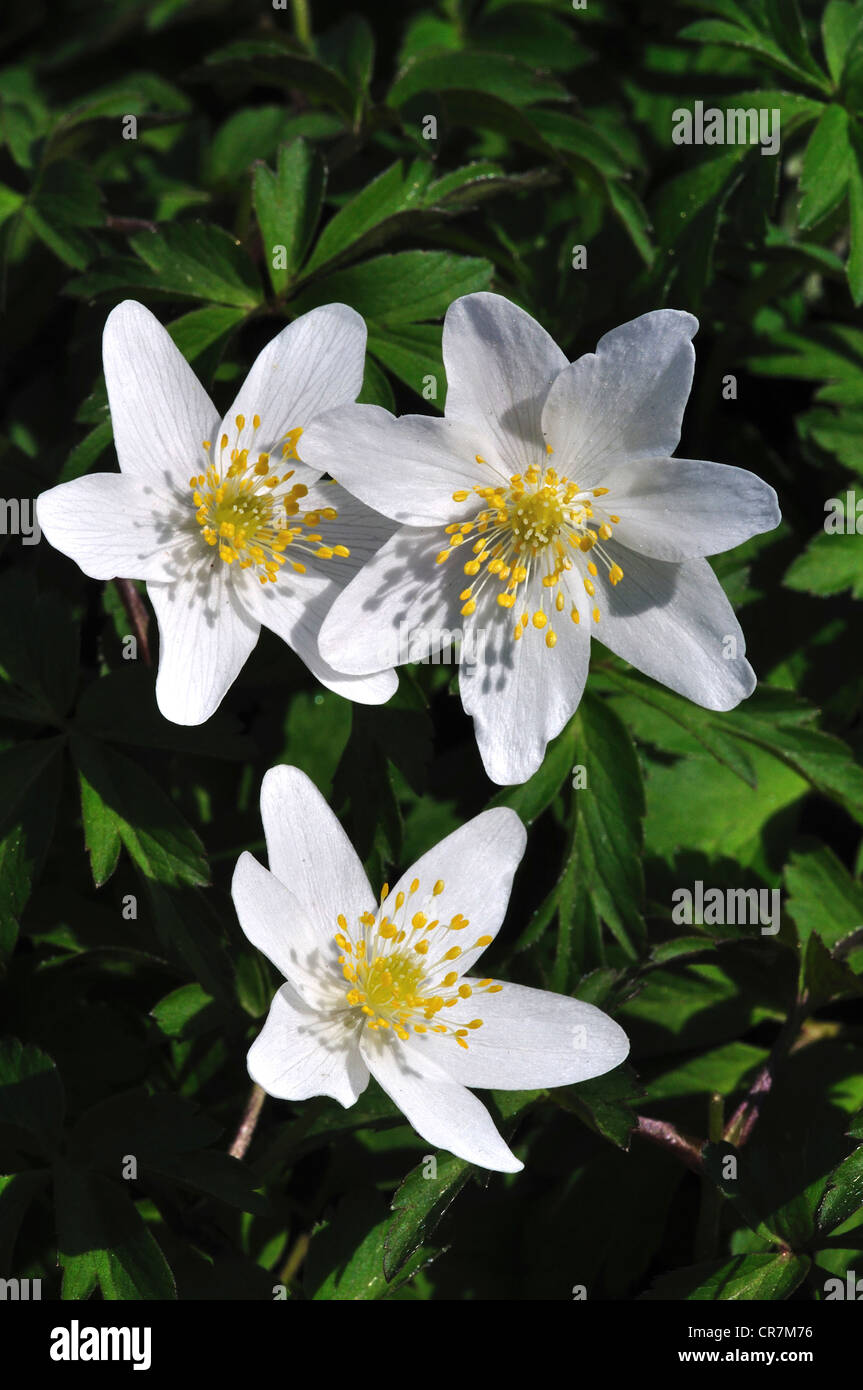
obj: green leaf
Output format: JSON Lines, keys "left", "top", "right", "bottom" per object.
{"left": 72, "top": 736, "right": 209, "bottom": 888}
{"left": 849, "top": 146, "right": 863, "bottom": 305}
{"left": 646, "top": 1041, "right": 767, "bottom": 1101}
{"left": 291, "top": 250, "right": 493, "bottom": 326}
{"left": 571, "top": 693, "right": 646, "bottom": 956}
{"left": 58, "top": 418, "right": 113, "bottom": 483}
{"left": 69, "top": 1089, "right": 266, "bottom": 1214}
{"left": 680, "top": 16, "right": 830, "bottom": 93}
{"left": 822, "top": 1, "right": 863, "bottom": 88}
{"left": 0, "top": 572, "right": 78, "bottom": 717}
{"left": 0, "top": 182, "right": 23, "bottom": 228}
{"left": 166, "top": 303, "right": 247, "bottom": 362}
{"left": 129, "top": 222, "right": 261, "bottom": 308}
{"left": 0, "top": 738, "right": 64, "bottom": 957}
{"left": 383, "top": 1151, "right": 472, "bottom": 1284}
{"left": 817, "top": 1143, "right": 863, "bottom": 1233}
{"left": 0, "top": 1169, "right": 48, "bottom": 1268}
{"left": 799, "top": 104, "right": 851, "bottom": 230}
{"left": 388, "top": 50, "right": 568, "bottom": 110}
{"left": 304, "top": 160, "right": 429, "bottom": 275}
{"left": 644, "top": 1252, "right": 811, "bottom": 1300}
{"left": 367, "top": 323, "right": 442, "bottom": 399}
{"left": 383, "top": 1089, "right": 539, "bottom": 1286}
{"left": 304, "top": 1191, "right": 420, "bottom": 1300}
{"left": 651, "top": 148, "right": 749, "bottom": 305}
{"left": 803, "top": 932, "right": 863, "bottom": 1006}
{"left": 0, "top": 1038, "right": 65, "bottom": 1163}
{"left": 558, "top": 1065, "right": 641, "bottom": 1149}
{"left": 597, "top": 667, "right": 757, "bottom": 786}
{"left": 724, "top": 697, "right": 863, "bottom": 825}
{"left": 144, "top": 881, "right": 234, "bottom": 1005}
{"left": 785, "top": 529, "right": 863, "bottom": 599}
{"left": 151, "top": 983, "right": 218, "bottom": 1040}
{"left": 785, "top": 844, "right": 863, "bottom": 953}
{"left": 202, "top": 40, "right": 355, "bottom": 117}
{"left": 254, "top": 138, "right": 325, "bottom": 293}
{"left": 55, "top": 1160, "right": 176, "bottom": 1300}
{"left": 317, "top": 15, "right": 375, "bottom": 98}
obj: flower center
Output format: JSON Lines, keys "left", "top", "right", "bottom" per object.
{"left": 188, "top": 414, "right": 350, "bottom": 585}
{"left": 335, "top": 877, "right": 502, "bottom": 1047}
{"left": 439, "top": 449, "right": 623, "bottom": 647}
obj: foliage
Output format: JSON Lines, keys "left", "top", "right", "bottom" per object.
{"left": 1, "top": 0, "right": 863, "bottom": 1301}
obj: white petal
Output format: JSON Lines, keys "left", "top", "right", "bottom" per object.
{"left": 540, "top": 309, "right": 698, "bottom": 486}
{"left": 149, "top": 563, "right": 259, "bottom": 725}
{"left": 606, "top": 458, "right": 781, "bottom": 560}
{"left": 103, "top": 300, "right": 219, "bottom": 490}
{"left": 429, "top": 983, "right": 629, "bottom": 1090}
{"left": 220, "top": 304, "right": 367, "bottom": 461}
{"left": 37, "top": 473, "right": 186, "bottom": 581}
{"left": 299, "top": 405, "right": 493, "bottom": 525}
{"left": 259, "top": 765, "right": 376, "bottom": 943}
{"left": 443, "top": 292, "right": 567, "bottom": 476}
{"left": 318, "top": 526, "right": 465, "bottom": 675}
{"left": 231, "top": 852, "right": 341, "bottom": 1009}
{"left": 361, "top": 1031, "right": 522, "bottom": 1171}
{"left": 249, "top": 982, "right": 368, "bottom": 1108}
{"left": 384, "top": 807, "right": 526, "bottom": 978}
{"left": 239, "top": 480, "right": 397, "bottom": 703}
{"left": 459, "top": 575, "right": 591, "bottom": 785}
{"left": 595, "top": 546, "right": 756, "bottom": 710}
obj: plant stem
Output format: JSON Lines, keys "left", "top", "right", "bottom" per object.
{"left": 229, "top": 1082, "right": 266, "bottom": 1160}
{"left": 292, "top": 0, "right": 311, "bottom": 45}
{"left": 113, "top": 578, "right": 151, "bottom": 666}
{"left": 633, "top": 1115, "right": 704, "bottom": 1173}
{"left": 694, "top": 1093, "right": 724, "bottom": 1260}
{"left": 724, "top": 994, "right": 808, "bottom": 1148}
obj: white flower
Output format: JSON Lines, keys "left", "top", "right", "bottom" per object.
{"left": 37, "top": 300, "right": 397, "bottom": 724}
{"left": 300, "top": 293, "right": 781, "bottom": 784}
{"left": 232, "top": 765, "right": 629, "bottom": 1172}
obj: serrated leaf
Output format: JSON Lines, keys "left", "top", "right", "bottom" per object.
{"left": 0, "top": 1038, "right": 65, "bottom": 1163}
{"left": 817, "top": 1143, "right": 863, "bottom": 1233}
{"left": 388, "top": 50, "right": 568, "bottom": 110}
{"left": 785, "top": 843, "right": 863, "bottom": 953}
{"left": 55, "top": 1160, "right": 176, "bottom": 1300}
{"left": 644, "top": 1252, "right": 811, "bottom": 1300}
{"left": 129, "top": 222, "right": 261, "bottom": 308}
{"left": 255, "top": 138, "right": 325, "bottom": 292}
{"left": 291, "top": 250, "right": 493, "bottom": 326}
{"left": 799, "top": 104, "right": 851, "bottom": 229}
{"left": 72, "top": 736, "right": 209, "bottom": 888}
